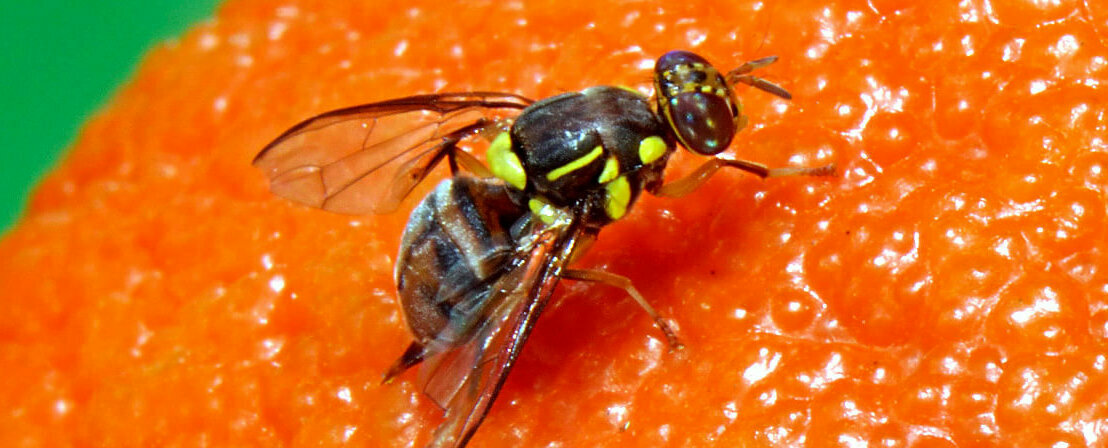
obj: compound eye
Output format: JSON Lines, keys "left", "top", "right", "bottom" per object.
{"left": 667, "top": 91, "right": 736, "bottom": 155}
{"left": 655, "top": 50, "right": 708, "bottom": 76}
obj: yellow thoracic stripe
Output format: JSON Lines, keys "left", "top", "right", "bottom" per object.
{"left": 597, "top": 156, "right": 620, "bottom": 184}
{"left": 487, "top": 132, "right": 527, "bottom": 190}
{"left": 638, "top": 136, "right": 666, "bottom": 164}
{"left": 604, "top": 175, "right": 631, "bottom": 220}
{"left": 546, "top": 145, "right": 603, "bottom": 181}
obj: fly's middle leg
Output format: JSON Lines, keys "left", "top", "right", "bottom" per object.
{"left": 561, "top": 268, "right": 683, "bottom": 350}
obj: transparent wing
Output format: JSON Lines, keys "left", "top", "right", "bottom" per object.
{"left": 252, "top": 92, "right": 533, "bottom": 214}
{"left": 418, "top": 217, "right": 582, "bottom": 448}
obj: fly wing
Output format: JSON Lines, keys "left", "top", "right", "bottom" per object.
{"left": 252, "top": 92, "right": 533, "bottom": 214}
{"left": 416, "top": 218, "right": 581, "bottom": 448}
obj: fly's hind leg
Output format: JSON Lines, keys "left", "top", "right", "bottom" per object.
{"left": 561, "top": 269, "right": 683, "bottom": 350}
{"left": 449, "top": 145, "right": 492, "bottom": 178}
{"left": 651, "top": 158, "right": 836, "bottom": 199}
{"left": 439, "top": 119, "right": 500, "bottom": 178}
{"left": 445, "top": 117, "right": 516, "bottom": 179}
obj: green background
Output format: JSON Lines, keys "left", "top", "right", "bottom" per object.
{"left": 0, "top": 1, "right": 220, "bottom": 234}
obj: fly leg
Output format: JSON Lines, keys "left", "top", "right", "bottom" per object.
{"left": 438, "top": 119, "right": 500, "bottom": 177}
{"left": 449, "top": 144, "right": 492, "bottom": 178}
{"left": 651, "top": 158, "right": 836, "bottom": 198}
{"left": 443, "top": 117, "right": 515, "bottom": 178}
{"left": 725, "top": 56, "right": 792, "bottom": 100}
{"left": 560, "top": 268, "right": 683, "bottom": 350}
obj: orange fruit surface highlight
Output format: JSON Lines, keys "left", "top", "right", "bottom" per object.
{"left": 2, "top": 0, "right": 1107, "bottom": 446}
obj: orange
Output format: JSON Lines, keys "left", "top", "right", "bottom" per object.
{"left": 2, "top": 0, "right": 1106, "bottom": 446}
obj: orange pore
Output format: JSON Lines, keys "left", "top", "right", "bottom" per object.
{"left": 2, "top": 0, "right": 1107, "bottom": 446}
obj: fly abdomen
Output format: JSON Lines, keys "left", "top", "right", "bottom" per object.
{"left": 395, "top": 176, "right": 527, "bottom": 344}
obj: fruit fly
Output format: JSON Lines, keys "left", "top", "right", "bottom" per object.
{"left": 253, "top": 50, "right": 833, "bottom": 447}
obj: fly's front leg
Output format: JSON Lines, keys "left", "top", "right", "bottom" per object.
{"left": 560, "top": 269, "right": 683, "bottom": 350}
{"left": 651, "top": 158, "right": 836, "bottom": 198}
{"left": 725, "top": 56, "right": 792, "bottom": 100}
